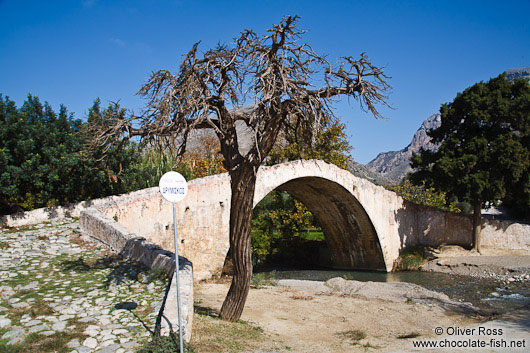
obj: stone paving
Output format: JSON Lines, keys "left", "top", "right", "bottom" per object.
{"left": 0, "top": 219, "right": 167, "bottom": 352}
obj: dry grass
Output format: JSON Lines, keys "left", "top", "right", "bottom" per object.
{"left": 2, "top": 225, "right": 37, "bottom": 234}
{"left": 68, "top": 233, "right": 95, "bottom": 248}
{"left": 290, "top": 295, "right": 314, "bottom": 300}
{"left": 201, "top": 275, "right": 232, "bottom": 285}
{"left": 397, "top": 332, "right": 422, "bottom": 339}
{"left": 336, "top": 329, "right": 381, "bottom": 349}
{"left": 191, "top": 305, "right": 270, "bottom": 352}
{"left": 28, "top": 300, "right": 56, "bottom": 317}
{"left": 5, "top": 299, "right": 56, "bottom": 327}
{"left": 337, "top": 329, "right": 366, "bottom": 341}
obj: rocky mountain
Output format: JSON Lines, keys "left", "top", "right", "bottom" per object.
{"left": 505, "top": 67, "right": 530, "bottom": 81}
{"left": 365, "top": 67, "right": 529, "bottom": 184}
{"left": 365, "top": 113, "right": 441, "bottom": 183}
{"left": 347, "top": 160, "right": 392, "bottom": 186}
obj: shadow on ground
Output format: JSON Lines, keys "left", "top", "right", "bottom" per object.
{"left": 59, "top": 255, "right": 167, "bottom": 288}
{"left": 194, "top": 305, "right": 219, "bottom": 318}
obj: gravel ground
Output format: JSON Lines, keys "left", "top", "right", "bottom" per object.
{"left": 0, "top": 220, "right": 167, "bottom": 352}
{"left": 420, "top": 246, "right": 530, "bottom": 283}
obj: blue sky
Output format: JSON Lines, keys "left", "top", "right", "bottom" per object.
{"left": 1, "top": 0, "right": 529, "bottom": 164}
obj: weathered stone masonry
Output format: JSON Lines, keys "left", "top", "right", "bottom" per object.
{"left": 3, "top": 159, "right": 529, "bottom": 343}
{"left": 79, "top": 207, "right": 194, "bottom": 343}
{"left": 76, "top": 159, "right": 530, "bottom": 282}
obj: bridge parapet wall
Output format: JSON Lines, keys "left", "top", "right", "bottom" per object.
{"left": 79, "top": 205, "right": 194, "bottom": 342}
{"left": 4, "top": 159, "right": 521, "bottom": 281}
{"left": 95, "top": 173, "right": 232, "bottom": 281}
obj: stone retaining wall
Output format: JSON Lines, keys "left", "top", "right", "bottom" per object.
{"left": 481, "top": 218, "right": 530, "bottom": 250}
{"left": 80, "top": 207, "right": 194, "bottom": 343}
{"left": 398, "top": 201, "right": 530, "bottom": 251}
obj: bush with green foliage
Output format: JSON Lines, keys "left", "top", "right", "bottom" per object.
{"left": 251, "top": 191, "right": 324, "bottom": 267}
{"left": 393, "top": 246, "right": 427, "bottom": 271}
{"left": 0, "top": 95, "right": 146, "bottom": 214}
{"left": 389, "top": 180, "right": 461, "bottom": 212}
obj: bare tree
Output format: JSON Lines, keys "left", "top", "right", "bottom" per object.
{"left": 87, "top": 15, "right": 390, "bottom": 321}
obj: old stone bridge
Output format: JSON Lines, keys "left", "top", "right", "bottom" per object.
{"left": 77, "top": 159, "right": 529, "bottom": 281}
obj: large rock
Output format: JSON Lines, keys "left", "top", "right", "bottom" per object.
{"left": 324, "top": 277, "right": 449, "bottom": 303}
{"left": 0, "top": 318, "right": 11, "bottom": 328}
{"left": 323, "top": 277, "right": 481, "bottom": 314}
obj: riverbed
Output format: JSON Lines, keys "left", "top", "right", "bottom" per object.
{"left": 196, "top": 267, "right": 529, "bottom": 352}
{"left": 258, "top": 269, "right": 530, "bottom": 315}
{"left": 195, "top": 280, "right": 482, "bottom": 352}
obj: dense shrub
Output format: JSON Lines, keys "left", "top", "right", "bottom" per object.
{"left": 0, "top": 95, "right": 145, "bottom": 214}
{"left": 393, "top": 246, "right": 427, "bottom": 271}
{"left": 388, "top": 180, "right": 461, "bottom": 212}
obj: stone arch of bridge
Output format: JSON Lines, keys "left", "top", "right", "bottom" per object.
{"left": 254, "top": 176, "right": 386, "bottom": 271}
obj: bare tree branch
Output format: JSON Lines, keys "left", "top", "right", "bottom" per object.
{"left": 83, "top": 15, "right": 391, "bottom": 322}
{"left": 85, "top": 15, "right": 390, "bottom": 169}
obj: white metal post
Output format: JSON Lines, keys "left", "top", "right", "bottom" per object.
{"left": 173, "top": 204, "right": 184, "bottom": 352}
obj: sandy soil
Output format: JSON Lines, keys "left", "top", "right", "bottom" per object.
{"left": 195, "top": 281, "right": 483, "bottom": 352}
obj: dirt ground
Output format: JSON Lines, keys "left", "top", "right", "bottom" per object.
{"left": 194, "top": 281, "right": 483, "bottom": 352}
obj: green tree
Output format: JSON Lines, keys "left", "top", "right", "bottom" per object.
{"left": 0, "top": 94, "right": 86, "bottom": 212}
{"left": 0, "top": 94, "right": 25, "bottom": 213}
{"left": 268, "top": 118, "right": 353, "bottom": 169}
{"left": 410, "top": 74, "right": 530, "bottom": 252}
{"left": 502, "top": 91, "right": 530, "bottom": 220}
{"left": 80, "top": 98, "right": 153, "bottom": 196}
{"left": 503, "top": 170, "right": 530, "bottom": 220}
{"left": 0, "top": 95, "right": 146, "bottom": 214}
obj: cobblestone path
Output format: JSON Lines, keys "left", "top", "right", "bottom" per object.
{"left": 0, "top": 220, "right": 166, "bottom": 352}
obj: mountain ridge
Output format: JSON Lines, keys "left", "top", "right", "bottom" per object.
{"left": 365, "top": 67, "right": 529, "bottom": 183}
{"left": 365, "top": 113, "right": 440, "bottom": 183}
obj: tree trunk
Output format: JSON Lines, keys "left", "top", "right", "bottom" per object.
{"left": 219, "top": 165, "right": 257, "bottom": 321}
{"left": 471, "top": 201, "right": 482, "bottom": 253}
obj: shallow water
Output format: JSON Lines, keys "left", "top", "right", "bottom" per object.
{"left": 259, "top": 269, "right": 530, "bottom": 314}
